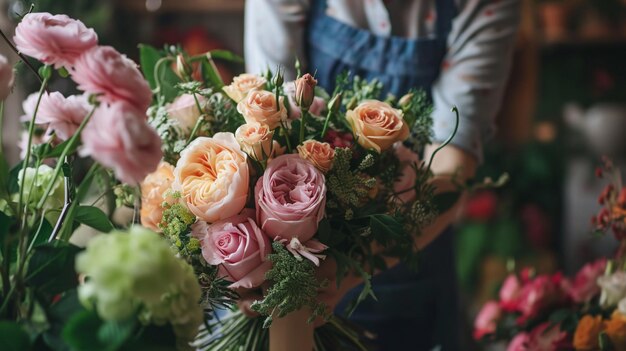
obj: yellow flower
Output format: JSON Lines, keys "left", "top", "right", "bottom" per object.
{"left": 573, "top": 315, "right": 604, "bottom": 351}
{"left": 605, "top": 312, "right": 626, "bottom": 351}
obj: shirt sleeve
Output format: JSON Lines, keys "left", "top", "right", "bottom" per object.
{"left": 244, "top": 0, "right": 310, "bottom": 81}
{"left": 431, "top": 0, "right": 521, "bottom": 162}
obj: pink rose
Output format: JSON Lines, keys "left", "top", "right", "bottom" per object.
{"left": 507, "top": 333, "right": 530, "bottom": 351}
{"left": 237, "top": 90, "right": 287, "bottom": 130}
{"left": 284, "top": 82, "right": 325, "bottom": 120}
{"left": 192, "top": 210, "right": 271, "bottom": 289}
{"left": 562, "top": 258, "right": 606, "bottom": 303}
{"left": 14, "top": 12, "right": 98, "bottom": 68}
{"left": 473, "top": 300, "right": 501, "bottom": 340}
{"left": 255, "top": 154, "right": 326, "bottom": 242}
{"left": 80, "top": 102, "right": 162, "bottom": 185}
{"left": 294, "top": 74, "right": 317, "bottom": 109}
{"left": 166, "top": 94, "right": 207, "bottom": 134}
{"left": 392, "top": 143, "right": 420, "bottom": 203}
{"left": 516, "top": 274, "right": 565, "bottom": 324}
{"left": 174, "top": 133, "right": 249, "bottom": 223}
{"left": 35, "top": 92, "right": 90, "bottom": 141}
{"left": 0, "top": 54, "right": 14, "bottom": 100}
{"left": 499, "top": 274, "right": 522, "bottom": 312}
{"left": 71, "top": 46, "right": 152, "bottom": 113}
{"left": 527, "top": 323, "right": 569, "bottom": 351}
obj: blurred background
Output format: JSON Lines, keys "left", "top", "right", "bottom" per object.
{"left": 1, "top": 0, "right": 626, "bottom": 349}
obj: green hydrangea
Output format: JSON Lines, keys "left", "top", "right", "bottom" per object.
{"left": 12, "top": 164, "right": 64, "bottom": 210}
{"left": 75, "top": 226, "right": 204, "bottom": 347}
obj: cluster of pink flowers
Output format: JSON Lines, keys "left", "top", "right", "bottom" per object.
{"left": 474, "top": 259, "right": 607, "bottom": 350}
{"left": 14, "top": 12, "right": 161, "bottom": 184}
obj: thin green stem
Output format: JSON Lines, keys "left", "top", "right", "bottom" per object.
{"left": 320, "top": 109, "right": 332, "bottom": 139}
{"left": 299, "top": 108, "right": 308, "bottom": 144}
{"left": 36, "top": 105, "right": 96, "bottom": 210}
{"left": 426, "top": 106, "right": 460, "bottom": 174}
{"left": 281, "top": 125, "right": 292, "bottom": 154}
{"left": 186, "top": 93, "right": 206, "bottom": 144}
{"left": 17, "top": 76, "right": 49, "bottom": 224}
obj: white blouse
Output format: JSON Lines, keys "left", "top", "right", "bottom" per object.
{"left": 244, "top": 0, "right": 521, "bottom": 160}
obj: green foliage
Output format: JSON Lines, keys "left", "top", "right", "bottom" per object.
{"left": 74, "top": 205, "right": 113, "bottom": 233}
{"left": 251, "top": 242, "right": 327, "bottom": 328}
{"left": 326, "top": 148, "right": 377, "bottom": 219}
{"left": 340, "top": 76, "right": 384, "bottom": 107}
{"left": 26, "top": 241, "right": 82, "bottom": 296}
{"left": 0, "top": 321, "right": 31, "bottom": 351}
{"left": 402, "top": 89, "right": 434, "bottom": 152}
{"left": 62, "top": 309, "right": 135, "bottom": 351}
{"left": 139, "top": 44, "right": 181, "bottom": 104}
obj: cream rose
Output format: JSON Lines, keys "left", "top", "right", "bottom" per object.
{"left": 235, "top": 122, "right": 274, "bottom": 161}
{"left": 346, "top": 100, "right": 410, "bottom": 153}
{"left": 237, "top": 90, "right": 287, "bottom": 130}
{"left": 140, "top": 161, "right": 175, "bottom": 232}
{"left": 174, "top": 132, "right": 249, "bottom": 223}
{"left": 223, "top": 73, "right": 267, "bottom": 102}
{"left": 297, "top": 140, "right": 335, "bottom": 173}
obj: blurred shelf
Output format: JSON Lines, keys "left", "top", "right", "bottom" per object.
{"left": 117, "top": 0, "right": 244, "bottom": 14}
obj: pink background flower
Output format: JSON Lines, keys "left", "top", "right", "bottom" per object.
{"left": 71, "top": 46, "right": 152, "bottom": 113}
{"left": 255, "top": 154, "right": 326, "bottom": 242}
{"left": 499, "top": 274, "right": 522, "bottom": 312}
{"left": 527, "top": 323, "right": 569, "bottom": 351}
{"left": 473, "top": 300, "right": 501, "bottom": 340}
{"left": 35, "top": 92, "right": 90, "bottom": 141}
{"left": 562, "top": 258, "right": 606, "bottom": 303}
{"left": 507, "top": 333, "right": 530, "bottom": 351}
{"left": 192, "top": 210, "right": 271, "bottom": 289}
{"left": 14, "top": 12, "right": 97, "bottom": 68}
{"left": 0, "top": 54, "right": 14, "bottom": 100}
{"left": 80, "top": 102, "right": 162, "bottom": 185}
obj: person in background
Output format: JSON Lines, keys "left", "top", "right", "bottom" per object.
{"left": 243, "top": 1, "right": 521, "bottom": 349}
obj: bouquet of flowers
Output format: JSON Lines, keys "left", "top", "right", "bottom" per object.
{"left": 474, "top": 158, "right": 626, "bottom": 351}
{"left": 0, "top": 10, "right": 461, "bottom": 351}
{"left": 137, "top": 41, "right": 462, "bottom": 349}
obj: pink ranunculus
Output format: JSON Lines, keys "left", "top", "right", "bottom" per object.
{"left": 192, "top": 209, "right": 271, "bottom": 289}
{"left": 527, "top": 323, "right": 569, "bottom": 351}
{"left": 500, "top": 274, "right": 522, "bottom": 312}
{"left": 473, "top": 300, "right": 501, "bottom": 340}
{"left": 166, "top": 93, "right": 208, "bottom": 134}
{"left": 35, "top": 92, "right": 90, "bottom": 141}
{"left": 516, "top": 274, "right": 565, "bottom": 324}
{"left": 14, "top": 13, "right": 97, "bottom": 68}
{"left": 255, "top": 154, "right": 326, "bottom": 242}
{"left": 71, "top": 46, "right": 152, "bottom": 113}
{"left": 0, "top": 54, "right": 14, "bottom": 100}
{"left": 284, "top": 82, "right": 326, "bottom": 120}
{"left": 562, "top": 258, "right": 606, "bottom": 304}
{"left": 80, "top": 102, "right": 162, "bottom": 185}
{"left": 507, "top": 333, "right": 530, "bottom": 351}
{"left": 392, "top": 142, "right": 420, "bottom": 203}
{"left": 20, "top": 92, "right": 42, "bottom": 123}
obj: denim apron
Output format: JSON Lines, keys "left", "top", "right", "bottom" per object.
{"left": 307, "top": 1, "right": 460, "bottom": 350}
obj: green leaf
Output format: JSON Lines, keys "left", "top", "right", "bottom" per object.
{"left": 138, "top": 44, "right": 163, "bottom": 90}
{"left": 432, "top": 191, "right": 461, "bottom": 213}
{"left": 8, "top": 161, "right": 24, "bottom": 194}
{"left": 26, "top": 241, "right": 82, "bottom": 295}
{"left": 43, "top": 290, "right": 85, "bottom": 351}
{"left": 201, "top": 57, "right": 224, "bottom": 89}
{"left": 368, "top": 214, "right": 405, "bottom": 243}
{"left": 599, "top": 331, "right": 615, "bottom": 351}
{"left": 207, "top": 50, "right": 244, "bottom": 64}
{"left": 97, "top": 319, "right": 137, "bottom": 350}
{"left": 0, "top": 152, "right": 9, "bottom": 196}
{"left": 74, "top": 206, "right": 113, "bottom": 233}
{"left": 62, "top": 310, "right": 109, "bottom": 351}
{"left": 0, "top": 321, "right": 32, "bottom": 351}
{"left": 40, "top": 139, "right": 79, "bottom": 159}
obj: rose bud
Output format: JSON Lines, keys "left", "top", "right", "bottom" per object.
{"left": 294, "top": 73, "right": 317, "bottom": 109}
{"left": 328, "top": 93, "right": 342, "bottom": 114}
{"left": 175, "top": 54, "right": 193, "bottom": 81}
{"left": 399, "top": 93, "right": 413, "bottom": 107}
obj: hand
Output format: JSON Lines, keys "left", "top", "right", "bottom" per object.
{"left": 235, "top": 287, "right": 263, "bottom": 317}
{"left": 313, "top": 257, "right": 363, "bottom": 327}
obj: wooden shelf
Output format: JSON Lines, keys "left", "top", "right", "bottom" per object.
{"left": 117, "top": 0, "right": 244, "bottom": 14}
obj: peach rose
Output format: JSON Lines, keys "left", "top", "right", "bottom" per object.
{"left": 237, "top": 90, "right": 287, "bottom": 130}
{"left": 235, "top": 122, "right": 274, "bottom": 161}
{"left": 140, "top": 162, "right": 175, "bottom": 232}
{"left": 297, "top": 140, "right": 334, "bottom": 173}
{"left": 346, "top": 100, "right": 410, "bottom": 153}
{"left": 174, "top": 132, "right": 249, "bottom": 223}
{"left": 223, "top": 73, "right": 267, "bottom": 102}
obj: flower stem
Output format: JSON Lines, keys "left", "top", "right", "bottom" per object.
{"left": 281, "top": 124, "right": 292, "bottom": 154}
{"left": 17, "top": 75, "right": 50, "bottom": 226}
{"left": 299, "top": 108, "right": 308, "bottom": 144}
{"left": 0, "top": 28, "right": 43, "bottom": 84}
{"left": 320, "top": 109, "right": 332, "bottom": 139}
{"left": 426, "top": 106, "right": 459, "bottom": 174}
{"left": 186, "top": 93, "right": 206, "bottom": 144}
{"left": 36, "top": 105, "right": 96, "bottom": 211}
